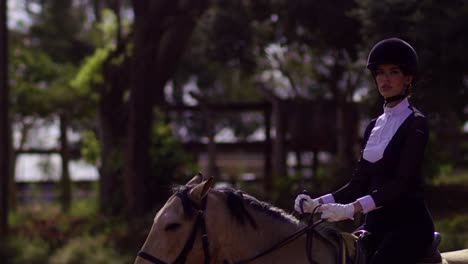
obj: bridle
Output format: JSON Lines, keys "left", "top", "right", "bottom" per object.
{"left": 138, "top": 193, "right": 210, "bottom": 264}
{"left": 137, "top": 194, "right": 324, "bottom": 264}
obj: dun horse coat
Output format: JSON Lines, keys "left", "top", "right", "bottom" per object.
{"left": 135, "top": 174, "right": 468, "bottom": 264}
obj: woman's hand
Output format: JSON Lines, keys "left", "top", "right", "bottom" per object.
{"left": 294, "top": 194, "right": 320, "bottom": 214}
{"left": 319, "top": 203, "right": 356, "bottom": 222}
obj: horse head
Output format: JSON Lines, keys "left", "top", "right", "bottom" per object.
{"left": 134, "top": 173, "right": 337, "bottom": 264}
{"left": 134, "top": 173, "right": 215, "bottom": 264}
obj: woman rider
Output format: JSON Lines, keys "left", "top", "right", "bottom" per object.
{"left": 294, "top": 38, "right": 436, "bottom": 264}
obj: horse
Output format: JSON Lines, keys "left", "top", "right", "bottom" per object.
{"left": 134, "top": 173, "right": 468, "bottom": 264}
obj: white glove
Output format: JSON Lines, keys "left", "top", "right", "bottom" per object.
{"left": 294, "top": 194, "right": 320, "bottom": 214}
{"left": 319, "top": 203, "right": 355, "bottom": 222}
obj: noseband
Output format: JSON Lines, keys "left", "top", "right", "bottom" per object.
{"left": 137, "top": 194, "right": 324, "bottom": 264}
{"left": 137, "top": 193, "right": 210, "bottom": 264}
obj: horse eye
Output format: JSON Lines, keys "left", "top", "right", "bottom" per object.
{"left": 165, "top": 223, "right": 181, "bottom": 231}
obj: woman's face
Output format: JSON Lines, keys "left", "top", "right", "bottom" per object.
{"left": 374, "top": 64, "right": 413, "bottom": 98}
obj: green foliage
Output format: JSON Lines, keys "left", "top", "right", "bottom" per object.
{"left": 149, "top": 112, "right": 198, "bottom": 186}
{"left": 7, "top": 195, "right": 133, "bottom": 264}
{"left": 9, "top": 0, "right": 95, "bottom": 117}
{"left": 423, "top": 132, "right": 452, "bottom": 182}
{"left": 432, "top": 169, "right": 468, "bottom": 186}
{"left": 70, "top": 47, "right": 110, "bottom": 95}
{"left": 437, "top": 214, "right": 468, "bottom": 233}
{"left": 86, "top": 8, "right": 132, "bottom": 48}
{"left": 271, "top": 173, "right": 300, "bottom": 208}
{"left": 49, "top": 235, "right": 132, "bottom": 264}
{"left": 1, "top": 237, "right": 50, "bottom": 264}
{"left": 435, "top": 214, "right": 468, "bottom": 251}
{"left": 180, "top": 4, "right": 262, "bottom": 103}
{"left": 28, "top": 0, "right": 90, "bottom": 64}
{"left": 10, "top": 45, "right": 76, "bottom": 116}
{"left": 81, "top": 130, "right": 101, "bottom": 165}
{"left": 70, "top": 190, "right": 99, "bottom": 218}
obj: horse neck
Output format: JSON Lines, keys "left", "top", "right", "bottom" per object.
{"left": 206, "top": 198, "right": 335, "bottom": 264}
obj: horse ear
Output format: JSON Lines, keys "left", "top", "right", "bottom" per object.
{"left": 186, "top": 172, "right": 204, "bottom": 186}
{"left": 189, "top": 177, "right": 214, "bottom": 202}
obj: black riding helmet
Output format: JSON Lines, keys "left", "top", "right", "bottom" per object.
{"left": 366, "top": 37, "right": 418, "bottom": 76}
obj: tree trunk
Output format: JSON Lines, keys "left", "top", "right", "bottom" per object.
{"left": 98, "top": 45, "right": 130, "bottom": 216}
{"left": 59, "top": 114, "right": 71, "bottom": 212}
{"left": 8, "top": 138, "right": 16, "bottom": 211}
{"left": 94, "top": 1, "right": 132, "bottom": 216}
{"left": 0, "top": 0, "right": 9, "bottom": 236}
{"left": 97, "top": 106, "right": 126, "bottom": 216}
{"left": 126, "top": 0, "right": 208, "bottom": 216}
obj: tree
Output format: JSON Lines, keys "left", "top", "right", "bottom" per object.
{"left": 90, "top": 5, "right": 131, "bottom": 216}
{"left": 125, "top": 0, "right": 209, "bottom": 216}
{"left": 9, "top": 0, "right": 95, "bottom": 213}
{"left": 252, "top": 0, "right": 363, "bottom": 187}
{"left": 160, "top": 1, "right": 364, "bottom": 190}
{"left": 355, "top": 0, "right": 468, "bottom": 172}
{"left": 0, "top": 0, "right": 10, "bottom": 236}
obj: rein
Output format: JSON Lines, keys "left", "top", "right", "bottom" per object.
{"left": 137, "top": 194, "right": 325, "bottom": 264}
{"left": 229, "top": 212, "right": 324, "bottom": 264}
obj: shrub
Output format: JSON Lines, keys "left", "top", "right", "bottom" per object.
{"left": 1, "top": 237, "right": 50, "bottom": 264}
{"left": 49, "top": 235, "right": 132, "bottom": 264}
{"left": 149, "top": 111, "right": 198, "bottom": 187}
{"left": 435, "top": 214, "right": 468, "bottom": 251}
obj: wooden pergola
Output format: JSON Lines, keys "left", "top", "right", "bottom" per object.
{"left": 167, "top": 85, "right": 357, "bottom": 196}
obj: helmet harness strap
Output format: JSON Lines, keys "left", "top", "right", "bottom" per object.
{"left": 384, "top": 94, "right": 406, "bottom": 106}
{"left": 383, "top": 82, "right": 412, "bottom": 106}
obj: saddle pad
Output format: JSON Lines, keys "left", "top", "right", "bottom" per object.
{"left": 340, "top": 232, "right": 358, "bottom": 262}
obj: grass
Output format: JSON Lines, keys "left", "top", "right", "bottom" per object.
{"left": 431, "top": 168, "right": 468, "bottom": 186}
{"left": 435, "top": 214, "right": 468, "bottom": 252}
{"left": 429, "top": 168, "right": 468, "bottom": 251}
{"left": 5, "top": 195, "right": 135, "bottom": 264}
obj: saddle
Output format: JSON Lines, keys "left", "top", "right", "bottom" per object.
{"left": 417, "top": 232, "right": 442, "bottom": 264}
{"left": 350, "top": 230, "right": 442, "bottom": 264}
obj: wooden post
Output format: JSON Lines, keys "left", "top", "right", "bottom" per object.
{"left": 189, "top": 92, "right": 218, "bottom": 178}
{"left": 295, "top": 151, "right": 302, "bottom": 176}
{"left": 272, "top": 101, "right": 287, "bottom": 178}
{"left": 263, "top": 105, "right": 272, "bottom": 196}
{"left": 256, "top": 83, "right": 287, "bottom": 186}
{"left": 59, "top": 114, "right": 71, "bottom": 213}
{"left": 0, "top": 0, "right": 10, "bottom": 236}
{"left": 207, "top": 110, "right": 218, "bottom": 178}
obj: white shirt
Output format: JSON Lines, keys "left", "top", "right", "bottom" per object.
{"left": 362, "top": 98, "right": 413, "bottom": 163}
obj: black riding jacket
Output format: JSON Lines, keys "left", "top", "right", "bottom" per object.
{"left": 332, "top": 104, "right": 434, "bottom": 233}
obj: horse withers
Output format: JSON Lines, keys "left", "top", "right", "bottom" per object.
{"left": 134, "top": 173, "right": 468, "bottom": 264}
